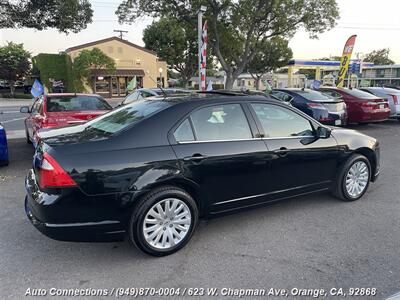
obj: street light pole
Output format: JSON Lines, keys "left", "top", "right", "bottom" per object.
{"left": 198, "top": 6, "right": 207, "bottom": 91}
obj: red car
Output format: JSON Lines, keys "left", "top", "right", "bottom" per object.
{"left": 319, "top": 87, "right": 390, "bottom": 124}
{"left": 20, "top": 93, "right": 112, "bottom": 146}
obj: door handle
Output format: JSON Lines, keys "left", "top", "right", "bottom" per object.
{"left": 274, "top": 147, "right": 289, "bottom": 156}
{"left": 183, "top": 153, "right": 207, "bottom": 162}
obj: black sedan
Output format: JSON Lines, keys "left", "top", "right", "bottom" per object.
{"left": 272, "top": 88, "right": 348, "bottom": 126}
{"left": 25, "top": 92, "right": 380, "bottom": 256}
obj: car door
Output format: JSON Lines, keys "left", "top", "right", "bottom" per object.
{"left": 26, "top": 97, "right": 43, "bottom": 138}
{"left": 170, "top": 102, "right": 273, "bottom": 214}
{"left": 248, "top": 102, "right": 339, "bottom": 199}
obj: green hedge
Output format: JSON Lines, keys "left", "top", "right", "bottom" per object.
{"left": 33, "top": 53, "right": 83, "bottom": 92}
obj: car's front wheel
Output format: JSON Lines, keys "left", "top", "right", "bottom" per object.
{"left": 25, "top": 127, "right": 32, "bottom": 144}
{"left": 129, "top": 186, "right": 198, "bottom": 256}
{"left": 333, "top": 154, "right": 371, "bottom": 201}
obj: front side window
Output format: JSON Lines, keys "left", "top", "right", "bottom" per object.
{"left": 190, "top": 104, "right": 252, "bottom": 141}
{"left": 251, "top": 103, "right": 314, "bottom": 138}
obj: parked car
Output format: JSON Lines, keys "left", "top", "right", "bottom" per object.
{"left": 25, "top": 92, "right": 380, "bottom": 256}
{"left": 0, "top": 123, "right": 9, "bottom": 166}
{"left": 20, "top": 93, "right": 112, "bottom": 147}
{"left": 319, "top": 87, "right": 391, "bottom": 124}
{"left": 272, "top": 88, "right": 347, "bottom": 126}
{"left": 360, "top": 87, "right": 400, "bottom": 121}
{"left": 120, "top": 88, "right": 193, "bottom": 106}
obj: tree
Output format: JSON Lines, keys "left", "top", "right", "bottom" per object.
{"left": 364, "top": 48, "right": 395, "bottom": 65}
{"left": 73, "top": 48, "right": 116, "bottom": 92}
{"left": 247, "top": 37, "right": 292, "bottom": 90}
{"left": 116, "top": 0, "right": 339, "bottom": 89}
{"left": 143, "top": 18, "right": 197, "bottom": 87}
{"left": 0, "top": 0, "right": 93, "bottom": 33}
{"left": 0, "top": 42, "right": 31, "bottom": 96}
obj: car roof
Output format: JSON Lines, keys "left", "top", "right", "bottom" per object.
{"left": 275, "top": 88, "right": 320, "bottom": 93}
{"left": 140, "top": 90, "right": 278, "bottom": 105}
{"left": 46, "top": 93, "right": 101, "bottom": 97}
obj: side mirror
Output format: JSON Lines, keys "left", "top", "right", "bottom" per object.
{"left": 317, "top": 126, "right": 331, "bottom": 139}
{"left": 20, "top": 106, "right": 30, "bottom": 113}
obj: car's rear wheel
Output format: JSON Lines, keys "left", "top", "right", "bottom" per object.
{"left": 333, "top": 154, "right": 371, "bottom": 201}
{"left": 129, "top": 186, "right": 198, "bottom": 256}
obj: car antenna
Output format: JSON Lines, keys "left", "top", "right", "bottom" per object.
{"left": 146, "top": 70, "right": 167, "bottom": 98}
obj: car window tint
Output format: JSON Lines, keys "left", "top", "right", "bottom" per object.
{"left": 174, "top": 119, "right": 195, "bottom": 142}
{"left": 31, "top": 99, "right": 40, "bottom": 113}
{"left": 46, "top": 96, "right": 111, "bottom": 112}
{"left": 272, "top": 91, "right": 292, "bottom": 102}
{"left": 320, "top": 90, "right": 342, "bottom": 99}
{"left": 190, "top": 104, "right": 252, "bottom": 141}
{"left": 85, "top": 100, "right": 170, "bottom": 134}
{"left": 251, "top": 103, "right": 314, "bottom": 138}
{"left": 342, "top": 88, "right": 379, "bottom": 99}
{"left": 297, "top": 90, "right": 334, "bottom": 101}
{"left": 123, "top": 91, "right": 139, "bottom": 105}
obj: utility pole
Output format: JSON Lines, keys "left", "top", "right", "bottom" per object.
{"left": 114, "top": 30, "right": 128, "bottom": 39}
{"left": 198, "top": 6, "right": 207, "bottom": 91}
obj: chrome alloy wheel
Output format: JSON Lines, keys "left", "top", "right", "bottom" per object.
{"left": 143, "top": 198, "right": 191, "bottom": 250}
{"left": 345, "top": 161, "right": 369, "bottom": 198}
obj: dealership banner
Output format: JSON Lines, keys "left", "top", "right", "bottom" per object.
{"left": 200, "top": 21, "right": 208, "bottom": 91}
{"left": 337, "top": 35, "right": 357, "bottom": 87}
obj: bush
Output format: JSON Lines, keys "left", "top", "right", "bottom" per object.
{"left": 0, "top": 93, "right": 33, "bottom": 99}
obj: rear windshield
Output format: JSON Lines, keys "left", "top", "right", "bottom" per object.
{"left": 47, "top": 96, "right": 111, "bottom": 112}
{"left": 84, "top": 100, "right": 170, "bottom": 134}
{"left": 342, "top": 88, "right": 379, "bottom": 99}
{"left": 296, "top": 90, "right": 335, "bottom": 101}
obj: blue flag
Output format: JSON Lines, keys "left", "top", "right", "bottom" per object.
{"left": 311, "top": 80, "right": 322, "bottom": 90}
{"left": 31, "top": 79, "right": 44, "bottom": 97}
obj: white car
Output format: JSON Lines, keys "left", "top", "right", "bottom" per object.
{"left": 360, "top": 87, "right": 400, "bottom": 121}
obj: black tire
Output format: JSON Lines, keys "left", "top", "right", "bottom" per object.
{"left": 128, "top": 186, "right": 198, "bottom": 256}
{"left": 333, "top": 154, "right": 371, "bottom": 201}
{"left": 397, "top": 117, "right": 400, "bottom": 122}
{"left": 358, "top": 122, "right": 369, "bottom": 126}
{"left": 25, "top": 127, "right": 32, "bottom": 144}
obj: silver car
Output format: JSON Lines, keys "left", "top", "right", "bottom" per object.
{"left": 360, "top": 87, "right": 400, "bottom": 121}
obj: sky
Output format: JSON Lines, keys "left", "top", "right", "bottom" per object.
{"left": 1, "top": 0, "right": 400, "bottom": 63}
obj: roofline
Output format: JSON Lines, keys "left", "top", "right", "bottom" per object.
{"left": 65, "top": 36, "right": 157, "bottom": 56}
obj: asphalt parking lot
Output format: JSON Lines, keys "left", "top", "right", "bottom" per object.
{"left": 0, "top": 120, "right": 399, "bottom": 299}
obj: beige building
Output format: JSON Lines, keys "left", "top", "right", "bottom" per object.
{"left": 66, "top": 36, "right": 168, "bottom": 97}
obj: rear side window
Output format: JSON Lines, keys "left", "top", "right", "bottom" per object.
{"left": 85, "top": 100, "right": 170, "bottom": 134}
{"left": 189, "top": 104, "right": 252, "bottom": 141}
{"left": 271, "top": 91, "right": 293, "bottom": 102}
{"left": 47, "top": 96, "right": 111, "bottom": 112}
{"left": 174, "top": 119, "right": 195, "bottom": 142}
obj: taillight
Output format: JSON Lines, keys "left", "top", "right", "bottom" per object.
{"left": 38, "top": 152, "right": 76, "bottom": 189}
{"left": 390, "top": 94, "right": 398, "bottom": 105}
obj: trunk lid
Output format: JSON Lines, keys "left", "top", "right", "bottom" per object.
{"left": 45, "top": 110, "right": 107, "bottom": 127}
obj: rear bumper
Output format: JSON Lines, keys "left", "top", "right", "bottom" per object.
{"left": 24, "top": 169, "right": 126, "bottom": 242}
{"left": 355, "top": 108, "right": 391, "bottom": 123}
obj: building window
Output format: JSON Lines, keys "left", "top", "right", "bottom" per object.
{"left": 396, "top": 68, "right": 400, "bottom": 78}
{"left": 107, "top": 46, "right": 113, "bottom": 54}
{"left": 95, "top": 78, "right": 109, "bottom": 93}
{"left": 376, "top": 69, "right": 385, "bottom": 78}
{"left": 117, "top": 47, "right": 123, "bottom": 54}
